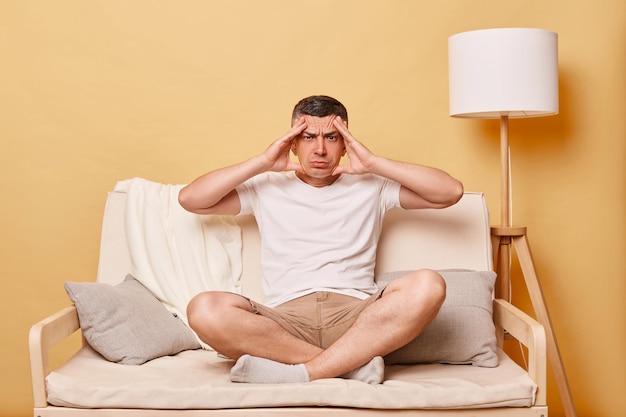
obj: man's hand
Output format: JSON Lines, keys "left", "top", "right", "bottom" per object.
{"left": 332, "top": 117, "right": 378, "bottom": 175}
{"left": 260, "top": 117, "right": 307, "bottom": 173}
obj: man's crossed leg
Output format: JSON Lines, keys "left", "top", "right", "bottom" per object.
{"left": 186, "top": 269, "right": 446, "bottom": 384}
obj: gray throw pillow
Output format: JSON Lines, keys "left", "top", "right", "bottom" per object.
{"left": 377, "top": 269, "right": 498, "bottom": 367}
{"left": 65, "top": 275, "right": 201, "bottom": 365}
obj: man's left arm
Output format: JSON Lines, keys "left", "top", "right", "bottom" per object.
{"left": 332, "top": 118, "right": 464, "bottom": 210}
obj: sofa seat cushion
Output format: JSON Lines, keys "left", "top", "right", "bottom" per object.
{"left": 46, "top": 346, "right": 536, "bottom": 410}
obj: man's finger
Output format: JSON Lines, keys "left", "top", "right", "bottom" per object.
{"left": 288, "top": 118, "right": 307, "bottom": 138}
{"left": 333, "top": 117, "right": 352, "bottom": 140}
{"left": 286, "top": 160, "right": 304, "bottom": 173}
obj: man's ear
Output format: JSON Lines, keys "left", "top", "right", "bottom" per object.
{"left": 291, "top": 141, "right": 297, "bottom": 154}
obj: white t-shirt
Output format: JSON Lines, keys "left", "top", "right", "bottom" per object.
{"left": 236, "top": 172, "right": 402, "bottom": 307}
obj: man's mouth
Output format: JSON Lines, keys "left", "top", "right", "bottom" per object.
{"left": 310, "top": 160, "right": 329, "bottom": 168}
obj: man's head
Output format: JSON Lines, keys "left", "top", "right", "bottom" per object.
{"left": 291, "top": 95, "right": 348, "bottom": 125}
{"left": 290, "top": 96, "right": 348, "bottom": 187}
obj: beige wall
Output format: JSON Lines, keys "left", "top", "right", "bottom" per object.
{"left": 1, "top": 1, "right": 624, "bottom": 416}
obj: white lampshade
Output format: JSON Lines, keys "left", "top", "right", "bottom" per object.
{"left": 449, "top": 28, "right": 559, "bottom": 118}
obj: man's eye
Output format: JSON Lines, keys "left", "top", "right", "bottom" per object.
{"left": 303, "top": 135, "right": 313, "bottom": 140}
{"left": 327, "top": 136, "right": 337, "bottom": 141}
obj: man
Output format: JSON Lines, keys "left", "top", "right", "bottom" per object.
{"left": 179, "top": 95, "right": 463, "bottom": 384}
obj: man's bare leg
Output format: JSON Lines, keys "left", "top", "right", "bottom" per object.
{"left": 304, "top": 269, "right": 445, "bottom": 381}
{"left": 187, "top": 291, "right": 322, "bottom": 364}
{"left": 187, "top": 291, "right": 384, "bottom": 383}
{"left": 188, "top": 269, "right": 445, "bottom": 384}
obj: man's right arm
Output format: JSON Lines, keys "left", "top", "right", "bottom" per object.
{"left": 178, "top": 157, "right": 267, "bottom": 215}
{"left": 178, "top": 118, "right": 307, "bottom": 216}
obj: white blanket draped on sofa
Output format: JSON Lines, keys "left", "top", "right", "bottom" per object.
{"left": 114, "top": 178, "right": 243, "bottom": 347}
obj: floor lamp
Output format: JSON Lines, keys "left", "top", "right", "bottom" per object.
{"left": 448, "top": 28, "right": 577, "bottom": 417}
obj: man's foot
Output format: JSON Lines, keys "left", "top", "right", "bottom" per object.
{"left": 230, "top": 354, "right": 385, "bottom": 384}
{"left": 341, "top": 356, "right": 385, "bottom": 384}
{"left": 230, "top": 355, "right": 310, "bottom": 384}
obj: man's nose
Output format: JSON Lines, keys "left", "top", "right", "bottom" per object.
{"left": 314, "top": 137, "right": 326, "bottom": 154}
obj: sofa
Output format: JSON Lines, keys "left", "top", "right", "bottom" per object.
{"left": 29, "top": 180, "right": 547, "bottom": 416}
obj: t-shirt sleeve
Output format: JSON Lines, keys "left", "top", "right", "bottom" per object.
{"left": 380, "top": 177, "right": 402, "bottom": 211}
{"left": 235, "top": 178, "right": 256, "bottom": 215}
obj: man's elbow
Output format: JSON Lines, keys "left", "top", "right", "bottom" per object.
{"left": 178, "top": 187, "right": 194, "bottom": 212}
{"left": 443, "top": 180, "right": 464, "bottom": 207}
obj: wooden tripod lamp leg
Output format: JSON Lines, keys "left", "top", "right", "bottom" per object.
{"left": 513, "top": 233, "right": 578, "bottom": 417}
{"left": 495, "top": 107, "right": 576, "bottom": 415}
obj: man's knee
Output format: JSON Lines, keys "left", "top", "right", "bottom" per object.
{"left": 187, "top": 291, "right": 250, "bottom": 331}
{"left": 187, "top": 292, "right": 215, "bottom": 331}
{"left": 417, "top": 269, "right": 446, "bottom": 302}
{"left": 388, "top": 269, "right": 446, "bottom": 308}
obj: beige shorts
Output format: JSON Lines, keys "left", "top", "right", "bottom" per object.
{"left": 249, "top": 289, "right": 385, "bottom": 349}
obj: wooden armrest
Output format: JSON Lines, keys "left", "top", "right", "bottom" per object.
{"left": 29, "top": 306, "right": 80, "bottom": 408}
{"left": 493, "top": 298, "right": 547, "bottom": 405}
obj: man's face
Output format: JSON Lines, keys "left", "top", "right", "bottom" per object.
{"left": 291, "top": 115, "right": 346, "bottom": 186}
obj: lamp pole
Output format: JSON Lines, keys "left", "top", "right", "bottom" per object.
{"left": 498, "top": 114, "right": 511, "bottom": 301}
{"left": 500, "top": 114, "right": 509, "bottom": 228}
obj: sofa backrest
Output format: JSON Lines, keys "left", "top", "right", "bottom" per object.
{"left": 96, "top": 191, "right": 492, "bottom": 302}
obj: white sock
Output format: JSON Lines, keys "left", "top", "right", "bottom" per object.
{"left": 230, "top": 354, "right": 310, "bottom": 384}
{"left": 340, "top": 356, "right": 385, "bottom": 384}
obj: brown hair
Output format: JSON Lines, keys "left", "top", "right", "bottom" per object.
{"left": 291, "top": 95, "right": 348, "bottom": 122}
